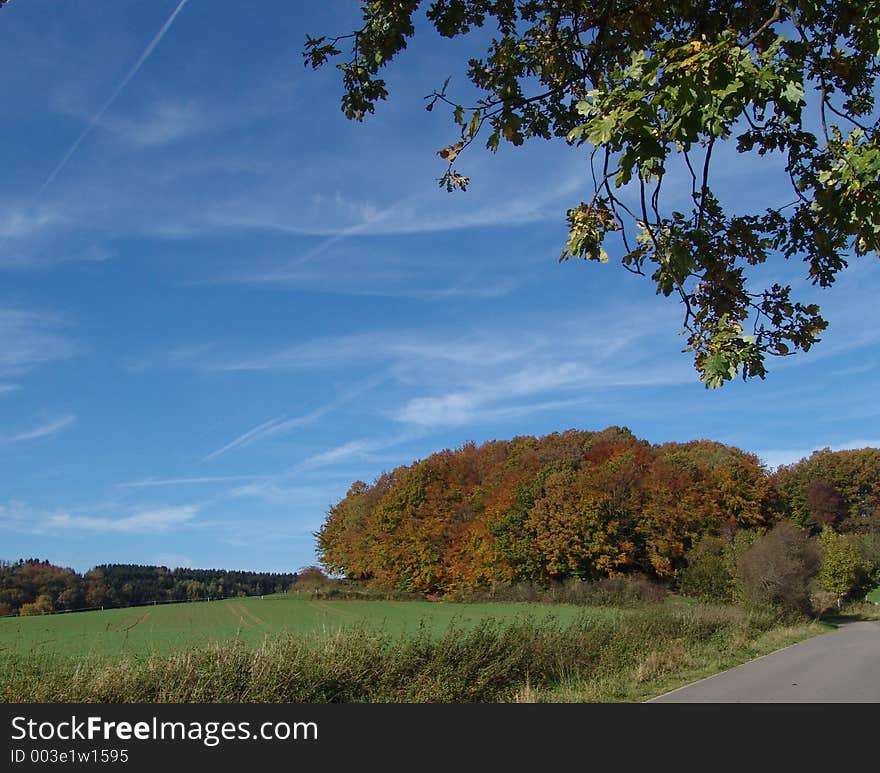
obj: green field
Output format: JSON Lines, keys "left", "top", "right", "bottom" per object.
{"left": 868, "top": 587, "right": 880, "bottom": 604}
{"left": 0, "top": 595, "right": 611, "bottom": 659}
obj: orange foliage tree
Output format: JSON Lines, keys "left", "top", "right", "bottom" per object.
{"left": 316, "top": 427, "right": 786, "bottom": 594}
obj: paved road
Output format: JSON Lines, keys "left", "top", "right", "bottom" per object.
{"left": 650, "top": 620, "right": 880, "bottom": 702}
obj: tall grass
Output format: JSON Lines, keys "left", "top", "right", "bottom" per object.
{"left": 0, "top": 602, "right": 823, "bottom": 703}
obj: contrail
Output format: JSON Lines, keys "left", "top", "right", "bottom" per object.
{"left": 35, "top": 0, "right": 190, "bottom": 198}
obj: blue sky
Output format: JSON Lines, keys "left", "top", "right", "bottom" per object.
{"left": 1, "top": 1, "right": 878, "bottom": 574}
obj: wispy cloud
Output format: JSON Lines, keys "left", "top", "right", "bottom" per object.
{"left": 206, "top": 331, "right": 537, "bottom": 374}
{"left": 9, "top": 414, "right": 76, "bottom": 443}
{"left": 215, "top": 260, "right": 523, "bottom": 301}
{"left": 0, "top": 501, "right": 200, "bottom": 536}
{"left": 118, "top": 475, "right": 264, "bottom": 489}
{"left": 0, "top": 500, "right": 34, "bottom": 531}
{"left": 46, "top": 504, "right": 199, "bottom": 534}
{"left": 225, "top": 480, "right": 345, "bottom": 505}
{"left": 203, "top": 374, "right": 386, "bottom": 461}
{"left": 126, "top": 330, "right": 532, "bottom": 375}
{"left": 99, "top": 99, "right": 210, "bottom": 147}
{"left": 123, "top": 343, "right": 215, "bottom": 374}
{"left": 0, "top": 307, "right": 79, "bottom": 376}
{"left": 299, "top": 431, "right": 428, "bottom": 470}
{"left": 123, "top": 304, "right": 691, "bottom": 445}
{"left": 392, "top": 355, "right": 689, "bottom": 430}
{"left": 0, "top": 209, "right": 67, "bottom": 240}
{"left": 202, "top": 168, "right": 586, "bottom": 240}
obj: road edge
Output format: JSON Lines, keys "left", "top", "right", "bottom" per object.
{"left": 643, "top": 623, "right": 838, "bottom": 703}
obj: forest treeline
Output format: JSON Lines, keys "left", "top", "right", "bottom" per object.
{"left": 0, "top": 562, "right": 299, "bottom": 617}
{"left": 318, "top": 427, "right": 880, "bottom": 595}
{"left": 5, "top": 427, "right": 878, "bottom": 617}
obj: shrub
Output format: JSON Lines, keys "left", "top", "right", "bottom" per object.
{"left": 18, "top": 594, "right": 54, "bottom": 616}
{"left": 678, "top": 535, "right": 734, "bottom": 602}
{"left": 575, "top": 575, "right": 668, "bottom": 606}
{"left": 736, "top": 522, "right": 819, "bottom": 618}
{"left": 856, "top": 533, "right": 880, "bottom": 587}
{"left": 444, "top": 575, "right": 667, "bottom": 606}
{"left": 292, "top": 566, "right": 330, "bottom": 592}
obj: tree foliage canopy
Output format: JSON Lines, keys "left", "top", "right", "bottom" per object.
{"left": 306, "top": 0, "right": 880, "bottom": 386}
{"left": 0, "top": 560, "right": 301, "bottom": 616}
{"left": 317, "top": 431, "right": 880, "bottom": 595}
{"left": 817, "top": 525, "right": 872, "bottom": 606}
{"left": 773, "top": 447, "right": 880, "bottom": 532}
{"left": 317, "top": 428, "right": 775, "bottom": 593}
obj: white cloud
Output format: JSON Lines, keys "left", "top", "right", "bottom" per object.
{"left": 124, "top": 331, "right": 531, "bottom": 375}
{"left": 200, "top": 331, "right": 538, "bottom": 374}
{"left": 101, "top": 99, "right": 209, "bottom": 146}
{"left": 202, "top": 374, "right": 387, "bottom": 461}
{"left": 300, "top": 431, "right": 426, "bottom": 470}
{"left": 46, "top": 504, "right": 199, "bottom": 534}
{"left": 123, "top": 343, "right": 215, "bottom": 374}
{"left": 395, "top": 364, "right": 584, "bottom": 428}
{"left": 118, "top": 475, "right": 264, "bottom": 489}
{"left": 0, "top": 208, "right": 67, "bottom": 240}
{"left": 392, "top": 360, "right": 688, "bottom": 430}
{"left": 10, "top": 414, "right": 77, "bottom": 442}
{"left": 225, "top": 480, "right": 342, "bottom": 505}
{"left": 0, "top": 308, "right": 79, "bottom": 376}
{"left": 0, "top": 500, "right": 34, "bottom": 530}
{"left": 215, "top": 259, "right": 523, "bottom": 301}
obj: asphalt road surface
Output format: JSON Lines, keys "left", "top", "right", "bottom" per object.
{"left": 650, "top": 620, "right": 880, "bottom": 702}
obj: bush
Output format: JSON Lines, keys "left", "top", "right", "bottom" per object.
{"left": 573, "top": 575, "right": 668, "bottom": 606}
{"left": 856, "top": 533, "right": 880, "bottom": 587}
{"left": 291, "top": 566, "right": 330, "bottom": 592}
{"left": 737, "top": 522, "right": 819, "bottom": 618}
{"left": 444, "top": 575, "right": 667, "bottom": 606}
{"left": 18, "top": 594, "right": 54, "bottom": 616}
{"left": 678, "top": 535, "right": 734, "bottom": 602}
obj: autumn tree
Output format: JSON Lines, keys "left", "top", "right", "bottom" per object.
{"left": 817, "top": 526, "right": 871, "bottom": 608}
{"left": 306, "top": 1, "right": 879, "bottom": 386}
{"left": 317, "top": 427, "right": 779, "bottom": 593}
{"left": 18, "top": 594, "right": 54, "bottom": 616}
{"left": 806, "top": 478, "right": 845, "bottom": 528}
{"left": 774, "top": 448, "right": 880, "bottom": 532}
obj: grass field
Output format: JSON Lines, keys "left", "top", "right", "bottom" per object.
{"left": 0, "top": 600, "right": 828, "bottom": 703}
{"left": 868, "top": 586, "right": 880, "bottom": 604}
{"left": 0, "top": 595, "right": 611, "bottom": 659}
